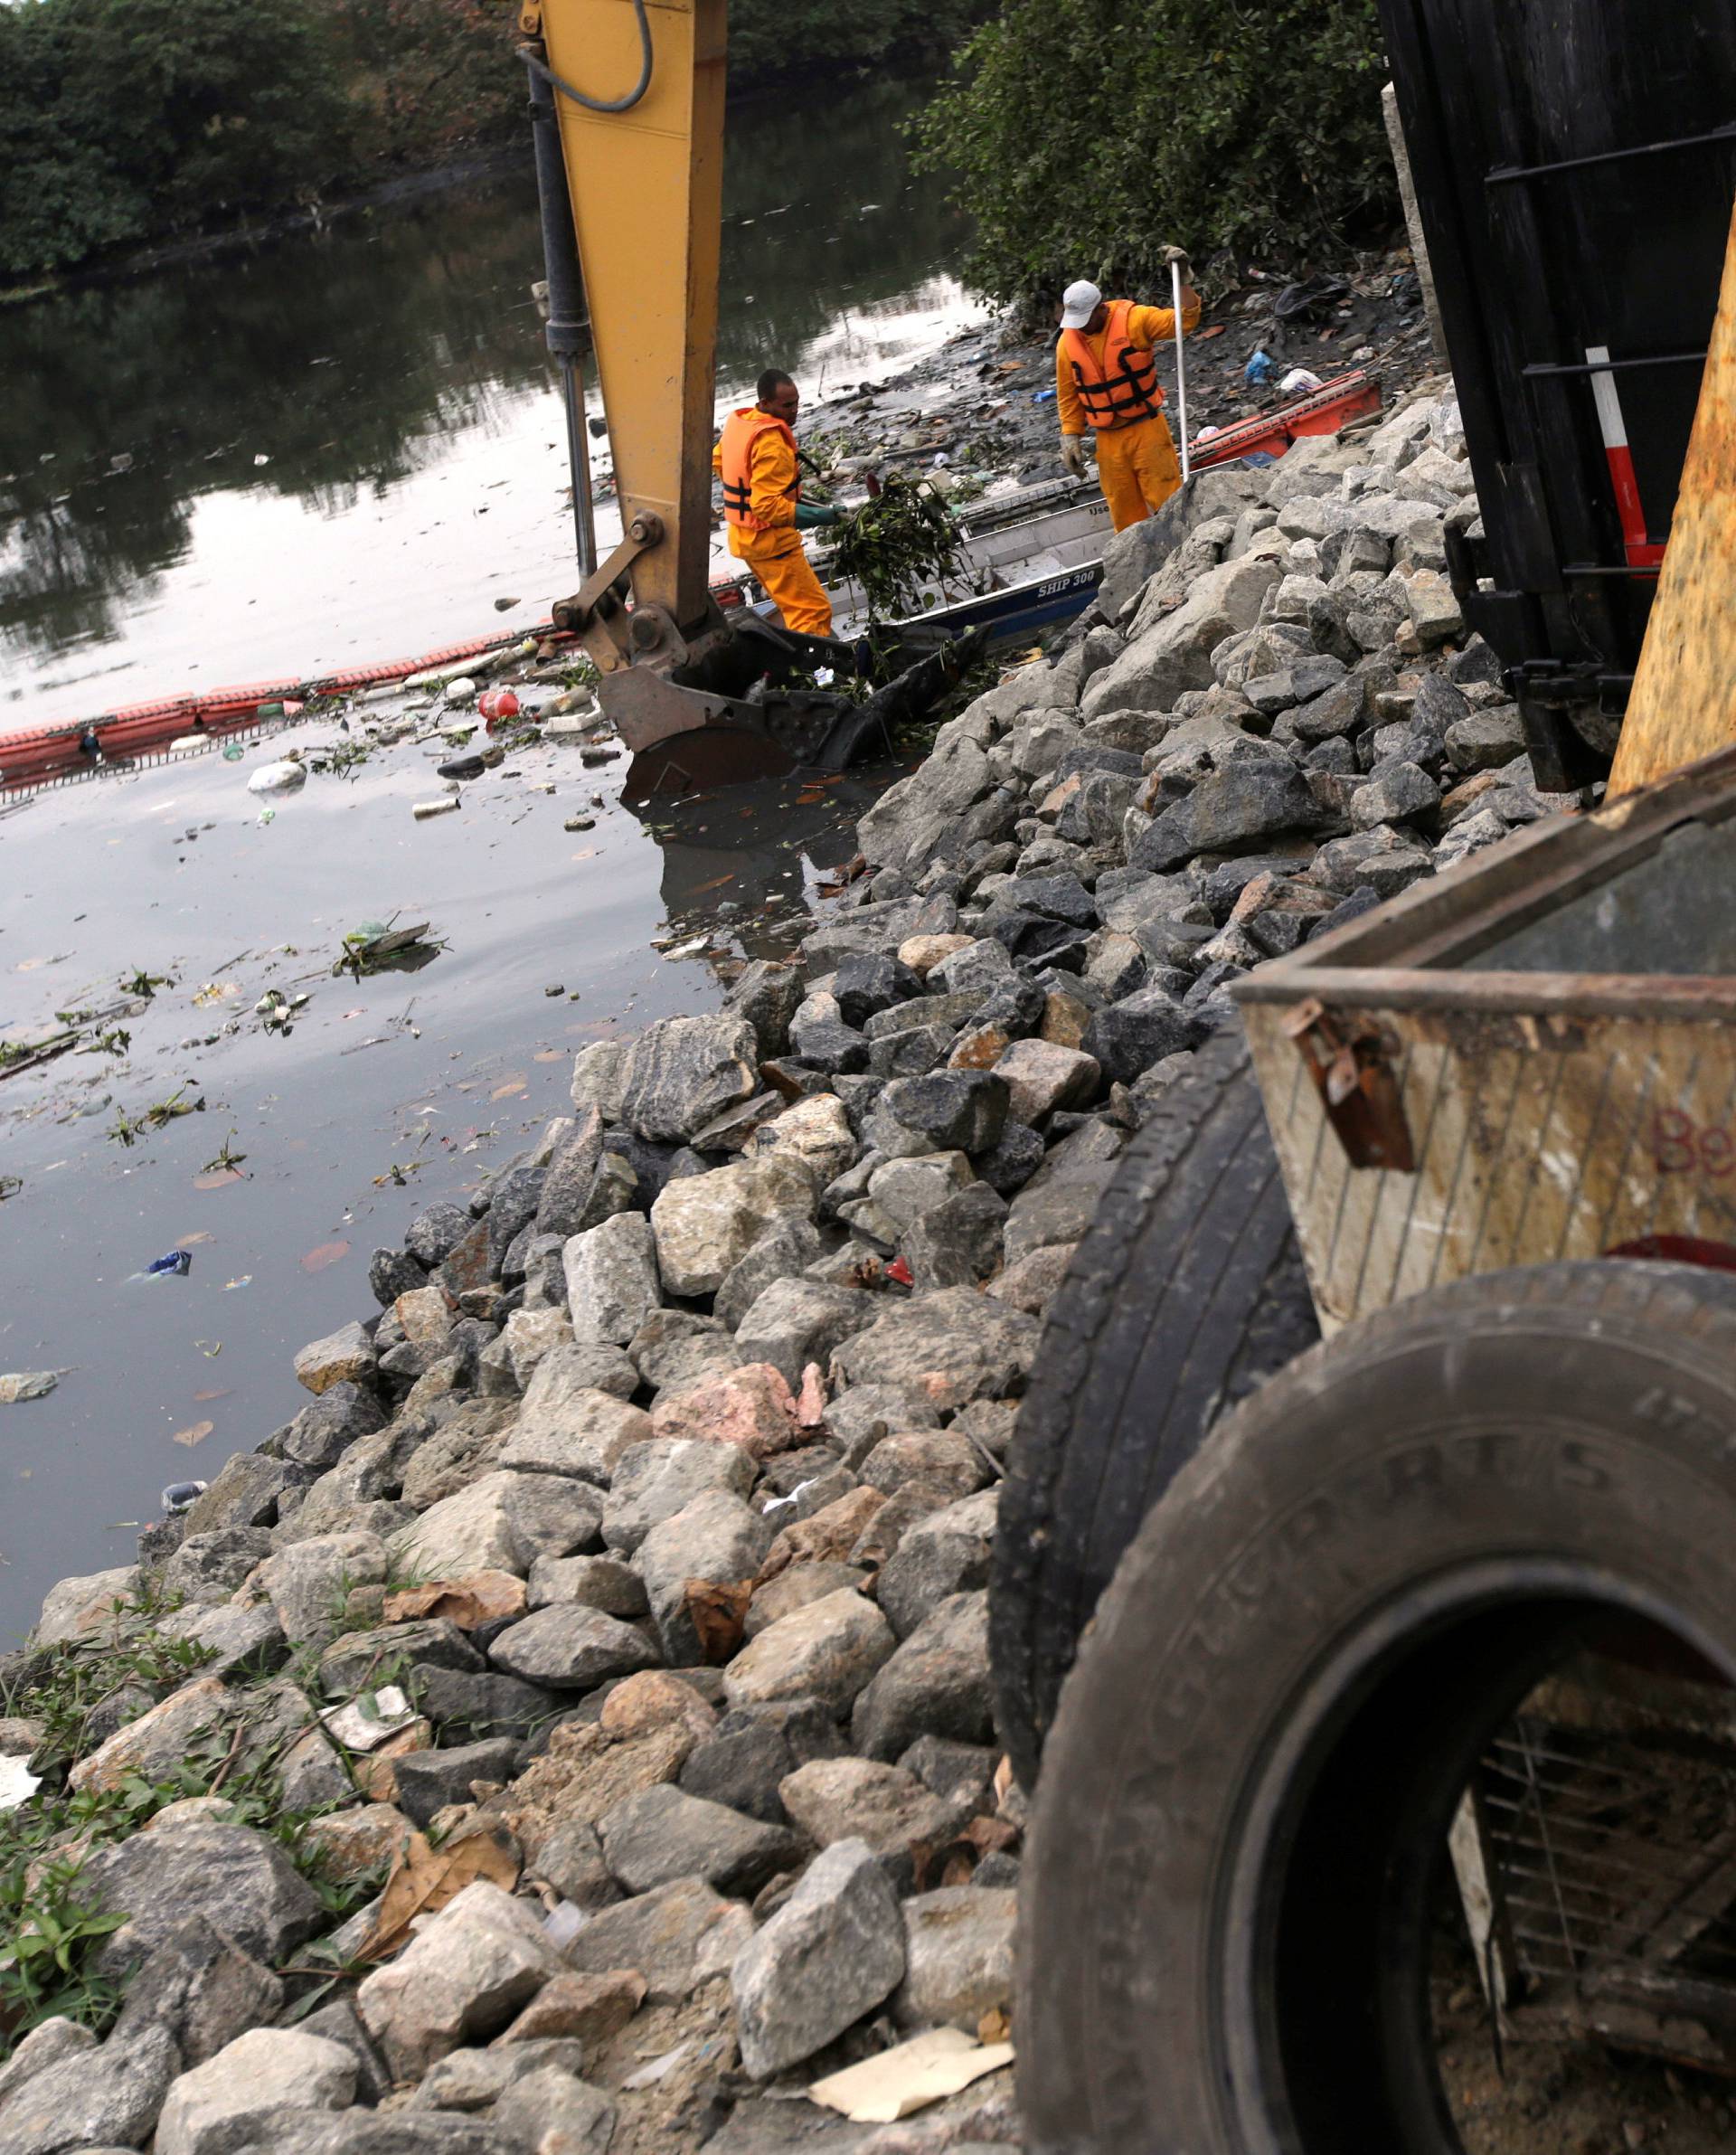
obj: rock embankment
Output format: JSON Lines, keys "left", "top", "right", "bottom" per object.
{"left": 0, "top": 375, "right": 1558, "bottom": 2153}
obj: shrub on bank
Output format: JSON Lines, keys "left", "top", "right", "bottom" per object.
{"left": 917, "top": 0, "right": 1395, "bottom": 318}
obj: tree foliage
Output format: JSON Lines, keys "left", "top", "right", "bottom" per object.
{"left": 0, "top": 0, "right": 351, "bottom": 277}
{"left": 0, "top": 0, "right": 990, "bottom": 280}
{"left": 916, "top": 0, "right": 1395, "bottom": 318}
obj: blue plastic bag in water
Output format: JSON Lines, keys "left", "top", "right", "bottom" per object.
{"left": 1244, "top": 348, "right": 1278, "bottom": 386}
{"left": 146, "top": 1248, "right": 193, "bottom": 1278}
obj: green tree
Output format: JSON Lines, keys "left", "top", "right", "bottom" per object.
{"left": 0, "top": 0, "right": 353, "bottom": 277}
{"left": 916, "top": 0, "right": 1394, "bottom": 318}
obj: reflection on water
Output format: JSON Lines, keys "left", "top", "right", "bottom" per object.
{"left": 0, "top": 77, "right": 979, "bottom": 725}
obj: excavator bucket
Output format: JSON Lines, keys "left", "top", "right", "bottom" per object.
{"left": 1609, "top": 203, "right": 1736, "bottom": 797}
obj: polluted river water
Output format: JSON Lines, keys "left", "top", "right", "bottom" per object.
{"left": 0, "top": 75, "right": 984, "bottom": 729}
{"left": 0, "top": 714, "right": 894, "bottom": 1643}
{"left": 0, "top": 74, "right": 983, "bottom": 1641}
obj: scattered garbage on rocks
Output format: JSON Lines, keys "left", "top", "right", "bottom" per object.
{"left": 0, "top": 300, "right": 1557, "bottom": 2155}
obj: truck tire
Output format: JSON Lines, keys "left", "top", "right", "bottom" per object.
{"left": 992, "top": 1028, "right": 1318, "bottom": 1789}
{"left": 1019, "top": 1260, "right": 1736, "bottom": 2155}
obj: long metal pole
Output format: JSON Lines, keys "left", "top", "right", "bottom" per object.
{"left": 1171, "top": 260, "right": 1193, "bottom": 483}
{"left": 525, "top": 43, "right": 598, "bottom": 581}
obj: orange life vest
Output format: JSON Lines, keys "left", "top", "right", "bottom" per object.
{"left": 1059, "top": 299, "right": 1168, "bottom": 430}
{"left": 719, "top": 408, "right": 799, "bottom": 534}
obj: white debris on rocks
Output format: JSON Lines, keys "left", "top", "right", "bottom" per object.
{"left": 0, "top": 373, "right": 1554, "bottom": 2155}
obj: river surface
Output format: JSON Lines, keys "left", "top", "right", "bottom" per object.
{"left": 0, "top": 75, "right": 984, "bottom": 731}
{"left": 0, "top": 70, "right": 975, "bottom": 1643}
{"left": 0, "top": 714, "right": 897, "bottom": 1645}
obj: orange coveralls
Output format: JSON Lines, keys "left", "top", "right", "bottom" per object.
{"left": 1057, "top": 296, "right": 1202, "bottom": 532}
{"left": 712, "top": 411, "right": 834, "bottom": 638}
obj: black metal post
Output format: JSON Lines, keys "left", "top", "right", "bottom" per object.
{"left": 525, "top": 45, "right": 598, "bottom": 581}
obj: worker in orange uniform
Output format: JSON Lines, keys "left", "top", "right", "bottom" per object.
{"left": 1056, "top": 249, "right": 1201, "bottom": 531}
{"left": 713, "top": 368, "right": 839, "bottom": 638}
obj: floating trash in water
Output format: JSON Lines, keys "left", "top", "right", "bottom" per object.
{"left": 222, "top": 1276, "right": 253, "bottom": 1292}
{"left": 337, "top": 919, "right": 444, "bottom": 978}
{"left": 161, "top": 1479, "right": 208, "bottom": 1514}
{"left": 172, "top": 1420, "right": 214, "bottom": 1448}
{"left": 0, "top": 1371, "right": 61, "bottom": 1404}
{"left": 145, "top": 1248, "right": 193, "bottom": 1278}
{"left": 247, "top": 759, "right": 306, "bottom": 796}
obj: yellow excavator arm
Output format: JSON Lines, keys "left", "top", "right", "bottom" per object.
{"left": 512, "top": 0, "right": 980, "bottom": 774}
{"left": 517, "top": 0, "right": 728, "bottom": 695}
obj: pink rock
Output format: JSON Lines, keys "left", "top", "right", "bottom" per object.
{"left": 651, "top": 1362, "right": 802, "bottom": 1459}
{"left": 795, "top": 1363, "right": 828, "bottom": 1429}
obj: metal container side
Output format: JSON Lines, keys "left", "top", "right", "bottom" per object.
{"left": 1232, "top": 747, "right": 1736, "bottom": 1330}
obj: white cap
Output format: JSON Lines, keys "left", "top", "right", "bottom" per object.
{"left": 1060, "top": 279, "right": 1101, "bottom": 330}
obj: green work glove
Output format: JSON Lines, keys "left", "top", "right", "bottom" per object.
{"left": 794, "top": 501, "right": 841, "bottom": 529}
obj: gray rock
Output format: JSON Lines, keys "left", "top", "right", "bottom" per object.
{"left": 731, "top": 1838, "right": 906, "bottom": 2079}
{"left": 733, "top": 1279, "right": 875, "bottom": 1387}
{"left": 393, "top": 1739, "right": 523, "bottom": 1827}
{"left": 723, "top": 1588, "right": 895, "bottom": 1715}
{"left": 0, "top": 2022, "right": 95, "bottom": 2114}
{"left": 636, "top": 1489, "right": 773, "bottom": 1667}
{"left": 975, "top": 1121, "right": 1047, "bottom": 1196}
{"left": 650, "top": 1152, "right": 820, "bottom": 1298}
{"left": 1080, "top": 987, "right": 1201, "bottom": 1084}
{"left": 894, "top": 1887, "right": 1016, "bottom": 2031}
{"left": 391, "top": 1469, "right": 601, "bottom": 1580}
{"left": 1134, "top": 757, "right": 1320, "bottom": 872}
{"left": 852, "top": 1591, "right": 993, "bottom": 1762}
{"left": 181, "top": 1454, "right": 303, "bottom": 1539}
{"left": 110, "top": 1914, "right": 285, "bottom": 2067}
{"left": 1446, "top": 704, "right": 1527, "bottom": 772}
{"left": 229, "top": 2115, "right": 513, "bottom": 2154}
{"left": 490, "top": 2068, "right": 618, "bottom": 2155}
{"left": 713, "top": 1217, "right": 826, "bottom": 1333}
{"left": 355, "top": 1881, "right": 567, "bottom": 2081}
{"left": 880, "top": 1072, "right": 1009, "bottom": 1155}
{"left": 530, "top": 1110, "right": 606, "bottom": 1241}
{"left": 485, "top": 1165, "right": 546, "bottom": 1274}
{"left": 33, "top": 1564, "right": 139, "bottom": 1648}
{"left": 406, "top": 2038, "right": 585, "bottom": 2112}
{"left": 412, "top": 1666, "right": 561, "bottom": 1742}
{"left": 991, "top": 1038, "right": 1100, "bottom": 1124}
{"left": 1350, "top": 759, "right": 1440, "bottom": 829}
{"left": 256, "top": 1530, "right": 386, "bottom": 1649}
{"left": 603, "top": 1439, "right": 756, "bottom": 1555}
{"left": 489, "top": 1605, "right": 659, "bottom": 1689}
{"left": 617, "top": 1012, "right": 761, "bottom": 1144}
{"left": 564, "top": 1876, "right": 754, "bottom": 2005}
{"left": 316, "top": 1621, "right": 482, "bottom": 1697}
{"left": 0, "top": 2027, "right": 177, "bottom": 2155}
{"left": 527, "top": 1552, "right": 647, "bottom": 1618}
{"left": 160, "top": 1526, "right": 272, "bottom": 1607}
{"left": 155, "top": 2027, "right": 356, "bottom": 2155}
{"left": 627, "top": 1307, "right": 741, "bottom": 1392}
{"left": 408, "top": 1203, "right": 473, "bottom": 1270}
{"left": 678, "top": 1713, "right": 816, "bottom": 1824}
{"left": 903, "top": 1185, "right": 1009, "bottom": 1292}
{"left": 776, "top": 1757, "right": 955, "bottom": 1877}
{"left": 82, "top": 1824, "right": 324, "bottom": 1980}
{"left": 522, "top": 1817, "right": 619, "bottom": 1912}
{"left": 570, "top": 1037, "right": 628, "bottom": 1121}
{"left": 878, "top": 1491, "right": 997, "bottom": 1640}
{"left": 370, "top": 1247, "right": 428, "bottom": 1307}
{"left": 829, "top": 1289, "right": 1041, "bottom": 1411}
{"left": 562, "top": 1214, "right": 661, "bottom": 1347}
{"left": 280, "top": 1384, "right": 387, "bottom": 1473}
{"left": 724, "top": 959, "right": 805, "bottom": 1059}
{"left": 499, "top": 1389, "right": 650, "bottom": 1489}
{"left": 598, "top": 1782, "right": 802, "bottom": 1897}
{"left": 831, "top": 952, "right": 921, "bottom": 1027}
